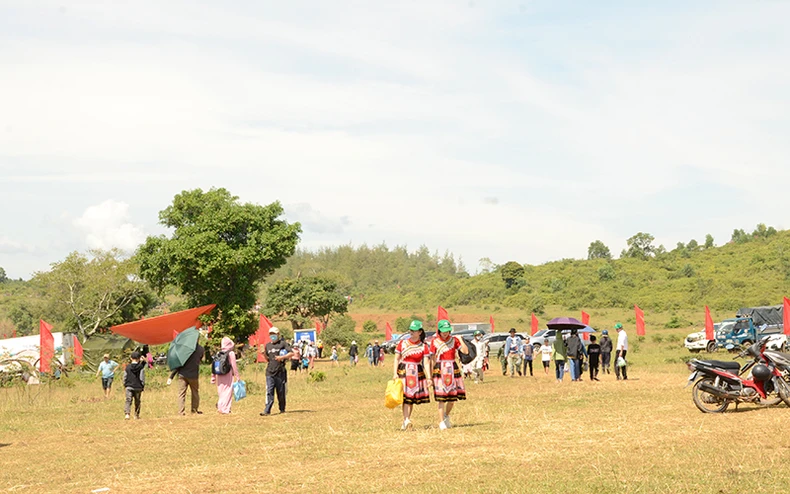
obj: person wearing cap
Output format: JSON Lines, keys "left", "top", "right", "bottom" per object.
{"left": 504, "top": 328, "right": 523, "bottom": 378}
{"left": 614, "top": 323, "right": 628, "bottom": 380}
{"left": 349, "top": 340, "right": 359, "bottom": 366}
{"left": 392, "top": 320, "right": 433, "bottom": 430}
{"left": 122, "top": 351, "right": 146, "bottom": 419}
{"left": 599, "top": 329, "right": 613, "bottom": 375}
{"left": 470, "top": 330, "right": 488, "bottom": 384}
{"left": 96, "top": 353, "right": 119, "bottom": 399}
{"left": 430, "top": 319, "right": 468, "bottom": 429}
{"left": 261, "top": 327, "right": 293, "bottom": 415}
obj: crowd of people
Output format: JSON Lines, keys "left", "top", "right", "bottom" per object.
{"left": 490, "top": 324, "right": 629, "bottom": 383}
{"left": 94, "top": 319, "right": 631, "bottom": 429}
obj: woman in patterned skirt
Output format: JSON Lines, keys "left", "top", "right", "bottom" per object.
{"left": 392, "top": 320, "right": 433, "bottom": 430}
{"left": 430, "top": 319, "right": 468, "bottom": 430}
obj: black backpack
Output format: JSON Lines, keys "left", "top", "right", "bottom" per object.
{"left": 212, "top": 351, "right": 232, "bottom": 375}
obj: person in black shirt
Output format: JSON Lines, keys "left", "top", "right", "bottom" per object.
{"left": 599, "top": 330, "right": 613, "bottom": 374}
{"left": 372, "top": 340, "right": 381, "bottom": 366}
{"left": 587, "top": 335, "right": 601, "bottom": 381}
{"left": 260, "top": 327, "right": 293, "bottom": 416}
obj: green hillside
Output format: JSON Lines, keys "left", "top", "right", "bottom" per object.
{"left": 265, "top": 230, "right": 790, "bottom": 315}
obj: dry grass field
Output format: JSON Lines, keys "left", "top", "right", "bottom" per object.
{"left": 2, "top": 330, "right": 790, "bottom": 493}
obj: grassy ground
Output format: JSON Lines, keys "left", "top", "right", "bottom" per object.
{"left": 2, "top": 328, "right": 790, "bottom": 493}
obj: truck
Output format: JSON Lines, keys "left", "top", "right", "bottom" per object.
{"left": 684, "top": 305, "right": 786, "bottom": 353}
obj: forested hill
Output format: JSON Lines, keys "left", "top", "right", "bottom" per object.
{"left": 266, "top": 229, "right": 790, "bottom": 313}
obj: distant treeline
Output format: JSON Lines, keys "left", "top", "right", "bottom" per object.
{"left": 265, "top": 228, "right": 790, "bottom": 314}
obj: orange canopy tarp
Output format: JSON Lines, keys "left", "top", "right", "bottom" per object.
{"left": 110, "top": 304, "right": 216, "bottom": 345}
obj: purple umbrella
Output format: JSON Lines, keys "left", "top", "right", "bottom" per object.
{"left": 546, "top": 317, "right": 587, "bottom": 330}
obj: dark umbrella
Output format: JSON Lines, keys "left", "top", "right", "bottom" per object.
{"left": 167, "top": 326, "right": 199, "bottom": 370}
{"left": 546, "top": 317, "right": 587, "bottom": 330}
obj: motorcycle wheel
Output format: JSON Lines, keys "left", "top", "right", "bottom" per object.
{"left": 692, "top": 378, "right": 730, "bottom": 413}
{"left": 776, "top": 378, "right": 790, "bottom": 407}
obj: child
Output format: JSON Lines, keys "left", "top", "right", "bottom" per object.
{"left": 123, "top": 351, "right": 146, "bottom": 419}
{"left": 331, "top": 345, "right": 339, "bottom": 366}
{"left": 540, "top": 338, "right": 552, "bottom": 375}
{"left": 587, "top": 335, "right": 601, "bottom": 381}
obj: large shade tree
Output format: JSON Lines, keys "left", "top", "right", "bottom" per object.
{"left": 136, "top": 188, "right": 301, "bottom": 340}
{"left": 264, "top": 276, "right": 348, "bottom": 329}
{"left": 32, "top": 250, "right": 156, "bottom": 341}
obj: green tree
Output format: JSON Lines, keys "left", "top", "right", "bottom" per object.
{"left": 500, "top": 261, "right": 525, "bottom": 289}
{"left": 136, "top": 188, "right": 301, "bottom": 341}
{"left": 731, "top": 228, "right": 749, "bottom": 244}
{"left": 264, "top": 276, "right": 348, "bottom": 330}
{"left": 704, "top": 234, "right": 714, "bottom": 249}
{"left": 622, "top": 232, "right": 657, "bottom": 260}
{"left": 33, "top": 250, "right": 155, "bottom": 341}
{"left": 587, "top": 240, "right": 612, "bottom": 260}
{"left": 686, "top": 239, "right": 699, "bottom": 251}
{"left": 320, "top": 314, "right": 357, "bottom": 347}
{"left": 598, "top": 263, "right": 616, "bottom": 281}
{"left": 0, "top": 267, "right": 7, "bottom": 283}
{"left": 362, "top": 320, "right": 378, "bottom": 333}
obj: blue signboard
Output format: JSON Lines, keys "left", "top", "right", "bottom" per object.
{"left": 294, "top": 329, "right": 316, "bottom": 344}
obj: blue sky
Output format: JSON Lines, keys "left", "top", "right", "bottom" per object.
{"left": 1, "top": 0, "right": 789, "bottom": 279}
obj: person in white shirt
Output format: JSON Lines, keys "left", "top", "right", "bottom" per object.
{"left": 614, "top": 322, "right": 628, "bottom": 380}
{"left": 540, "top": 339, "right": 552, "bottom": 375}
{"left": 470, "top": 331, "right": 488, "bottom": 384}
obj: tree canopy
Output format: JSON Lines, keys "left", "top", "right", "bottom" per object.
{"left": 264, "top": 276, "right": 348, "bottom": 329}
{"left": 500, "top": 261, "right": 525, "bottom": 289}
{"left": 587, "top": 240, "right": 612, "bottom": 260}
{"left": 136, "top": 188, "right": 301, "bottom": 340}
{"left": 31, "top": 250, "right": 156, "bottom": 341}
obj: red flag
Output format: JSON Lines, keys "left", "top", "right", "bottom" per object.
{"left": 438, "top": 306, "right": 450, "bottom": 323}
{"left": 73, "top": 336, "right": 83, "bottom": 366}
{"left": 385, "top": 322, "right": 393, "bottom": 341}
{"left": 705, "top": 306, "right": 715, "bottom": 341}
{"left": 12, "top": 329, "right": 16, "bottom": 338}
{"left": 256, "top": 314, "right": 274, "bottom": 363}
{"left": 531, "top": 313, "right": 539, "bottom": 336}
{"left": 316, "top": 321, "right": 323, "bottom": 335}
{"left": 635, "top": 305, "right": 646, "bottom": 336}
{"left": 489, "top": 315, "right": 495, "bottom": 333}
{"left": 39, "top": 320, "right": 55, "bottom": 373}
{"left": 581, "top": 311, "right": 590, "bottom": 340}
{"left": 783, "top": 297, "right": 790, "bottom": 337}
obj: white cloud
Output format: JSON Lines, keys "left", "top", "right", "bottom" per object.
{"left": 1, "top": 1, "right": 789, "bottom": 277}
{"left": 72, "top": 200, "right": 146, "bottom": 251}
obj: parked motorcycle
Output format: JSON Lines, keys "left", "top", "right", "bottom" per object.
{"left": 687, "top": 338, "right": 790, "bottom": 413}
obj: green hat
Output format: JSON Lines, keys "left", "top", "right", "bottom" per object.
{"left": 474, "top": 330, "right": 482, "bottom": 336}
{"left": 437, "top": 319, "right": 453, "bottom": 333}
{"left": 614, "top": 322, "right": 623, "bottom": 330}
{"left": 409, "top": 320, "right": 423, "bottom": 331}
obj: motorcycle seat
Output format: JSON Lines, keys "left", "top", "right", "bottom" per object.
{"left": 696, "top": 360, "right": 741, "bottom": 371}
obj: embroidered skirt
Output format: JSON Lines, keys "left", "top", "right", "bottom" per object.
{"left": 397, "top": 362, "right": 431, "bottom": 405}
{"left": 432, "top": 360, "right": 466, "bottom": 402}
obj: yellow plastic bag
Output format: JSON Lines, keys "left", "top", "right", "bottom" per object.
{"left": 384, "top": 379, "right": 404, "bottom": 409}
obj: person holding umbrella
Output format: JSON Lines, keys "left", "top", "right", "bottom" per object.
{"left": 430, "top": 319, "right": 468, "bottom": 429}
{"left": 566, "top": 329, "right": 584, "bottom": 382}
{"left": 261, "top": 327, "right": 293, "bottom": 416}
{"left": 166, "top": 327, "right": 205, "bottom": 415}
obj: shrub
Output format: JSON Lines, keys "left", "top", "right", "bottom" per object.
{"left": 307, "top": 371, "right": 326, "bottom": 383}
{"left": 322, "top": 314, "right": 357, "bottom": 347}
{"left": 362, "top": 320, "right": 378, "bottom": 333}
{"left": 651, "top": 334, "right": 664, "bottom": 344}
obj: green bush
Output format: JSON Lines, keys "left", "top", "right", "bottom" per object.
{"left": 362, "top": 320, "right": 378, "bottom": 333}
{"left": 321, "top": 314, "right": 357, "bottom": 347}
{"left": 307, "top": 371, "right": 326, "bottom": 383}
